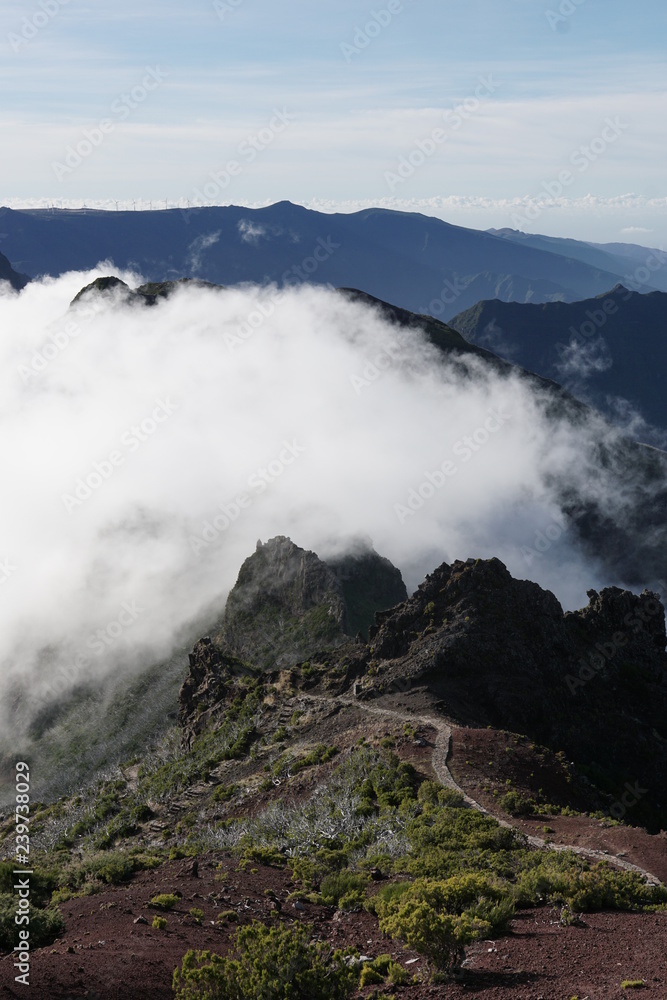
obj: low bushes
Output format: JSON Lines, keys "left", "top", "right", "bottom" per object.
{"left": 0, "top": 893, "right": 64, "bottom": 953}
{"left": 372, "top": 874, "right": 514, "bottom": 972}
{"left": 173, "top": 921, "right": 357, "bottom": 1000}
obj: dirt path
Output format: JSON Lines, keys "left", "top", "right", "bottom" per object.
{"left": 299, "top": 692, "right": 664, "bottom": 886}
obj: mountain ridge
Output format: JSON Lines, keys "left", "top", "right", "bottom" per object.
{"left": 0, "top": 202, "right": 642, "bottom": 319}
{"left": 450, "top": 284, "right": 667, "bottom": 433}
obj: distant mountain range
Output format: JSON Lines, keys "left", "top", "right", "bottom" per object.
{"left": 487, "top": 227, "right": 667, "bottom": 293}
{"left": 1, "top": 202, "right": 664, "bottom": 319}
{"left": 450, "top": 285, "right": 667, "bottom": 433}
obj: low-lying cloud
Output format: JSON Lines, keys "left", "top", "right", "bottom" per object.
{"left": 0, "top": 272, "right": 663, "bottom": 731}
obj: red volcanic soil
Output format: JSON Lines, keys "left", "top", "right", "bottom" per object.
{"left": 448, "top": 726, "right": 667, "bottom": 884}
{"left": 2, "top": 721, "right": 666, "bottom": 998}
{"left": 1, "top": 854, "right": 665, "bottom": 999}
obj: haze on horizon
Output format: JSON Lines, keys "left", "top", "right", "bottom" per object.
{"left": 1, "top": 0, "right": 666, "bottom": 246}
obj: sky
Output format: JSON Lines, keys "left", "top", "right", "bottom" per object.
{"left": 1, "top": 0, "right": 666, "bottom": 239}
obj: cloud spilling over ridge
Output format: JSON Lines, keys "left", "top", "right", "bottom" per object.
{"left": 0, "top": 272, "right": 662, "bottom": 722}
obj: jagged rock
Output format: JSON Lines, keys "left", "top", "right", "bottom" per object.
{"left": 360, "top": 556, "right": 667, "bottom": 829}
{"left": 70, "top": 275, "right": 221, "bottom": 308}
{"left": 70, "top": 275, "right": 134, "bottom": 305}
{"left": 219, "top": 536, "right": 349, "bottom": 669}
{"left": 178, "top": 638, "right": 249, "bottom": 744}
{"left": 178, "top": 536, "right": 406, "bottom": 741}
{"left": 364, "top": 557, "right": 665, "bottom": 712}
{"left": 213, "top": 536, "right": 406, "bottom": 670}
{"left": 178, "top": 544, "right": 667, "bottom": 827}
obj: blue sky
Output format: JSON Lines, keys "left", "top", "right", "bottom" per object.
{"left": 1, "top": 0, "right": 666, "bottom": 244}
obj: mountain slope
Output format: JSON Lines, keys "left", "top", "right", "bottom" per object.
{"left": 488, "top": 228, "right": 667, "bottom": 293}
{"left": 177, "top": 551, "right": 667, "bottom": 831}
{"left": 450, "top": 285, "right": 667, "bottom": 432}
{"left": 0, "top": 202, "right": 631, "bottom": 319}
{"left": 0, "top": 249, "right": 29, "bottom": 290}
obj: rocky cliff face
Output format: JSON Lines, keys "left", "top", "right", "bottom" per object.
{"left": 213, "top": 536, "right": 407, "bottom": 669}
{"left": 357, "top": 557, "right": 667, "bottom": 829}
{"left": 178, "top": 536, "right": 407, "bottom": 742}
{"left": 218, "top": 536, "right": 349, "bottom": 670}
{"left": 181, "top": 550, "right": 667, "bottom": 827}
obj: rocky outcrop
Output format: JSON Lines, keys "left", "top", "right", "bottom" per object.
{"left": 218, "top": 536, "right": 349, "bottom": 670}
{"left": 214, "top": 536, "right": 407, "bottom": 670}
{"left": 70, "top": 276, "right": 221, "bottom": 308}
{"left": 356, "top": 557, "right": 667, "bottom": 829}
{"left": 179, "top": 548, "right": 667, "bottom": 826}
{"left": 178, "top": 536, "right": 407, "bottom": 741}
{"left": 177, "top": 638, "right": 252, "bottom": 746}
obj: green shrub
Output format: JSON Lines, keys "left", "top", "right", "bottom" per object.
{"left": 131, "top": 802, "right": 154, "bottom": 823}
{"left": 0, "top": 862, "right": 56, "bottom": 905}
{"left": 80, "top": 851, "right": 154, "bottom": 886}
{"left": 173, "top": 921, "right": 357, "bottom": 999}
{"left": 359, "top": 964, "right": 384, "bottom": 986}
{"left": 152, "top": 915, "right": 167, "bottom": 930}
{"left": 213, "top": 783, "right": 238, "bottom": 804}
{"left": 238, "top": 845, "right": 285, "bottom": 869}
{"left": 363, "top": 954, "right": 409, "bottom": 986}
{"left": 499, "top": 791, "right": 536, "bottom": 816}
{"left": 189, "top": 908, "right": 204, "bottom": 924}
{"left": 513, "top": 854, "right": 667, "bottom": 912}
{"left": 374, "top": 875, "right": 514, "bottom": 973}
{"left": 319, "top": 872, "right": 369, "bottom": 910}
{"left": 150, "top": 893, "right": 180, "bottom": 910}
{"left": 0, "top": 893, "right": 64, "bottom": 953}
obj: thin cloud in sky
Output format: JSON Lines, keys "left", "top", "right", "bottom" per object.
{"left": 1, "top": 0, "right": 666, "bottom": 243}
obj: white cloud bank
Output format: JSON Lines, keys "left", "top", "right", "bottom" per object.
{"left": 0, "top": 272, "right": 662, "bottom": 725}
